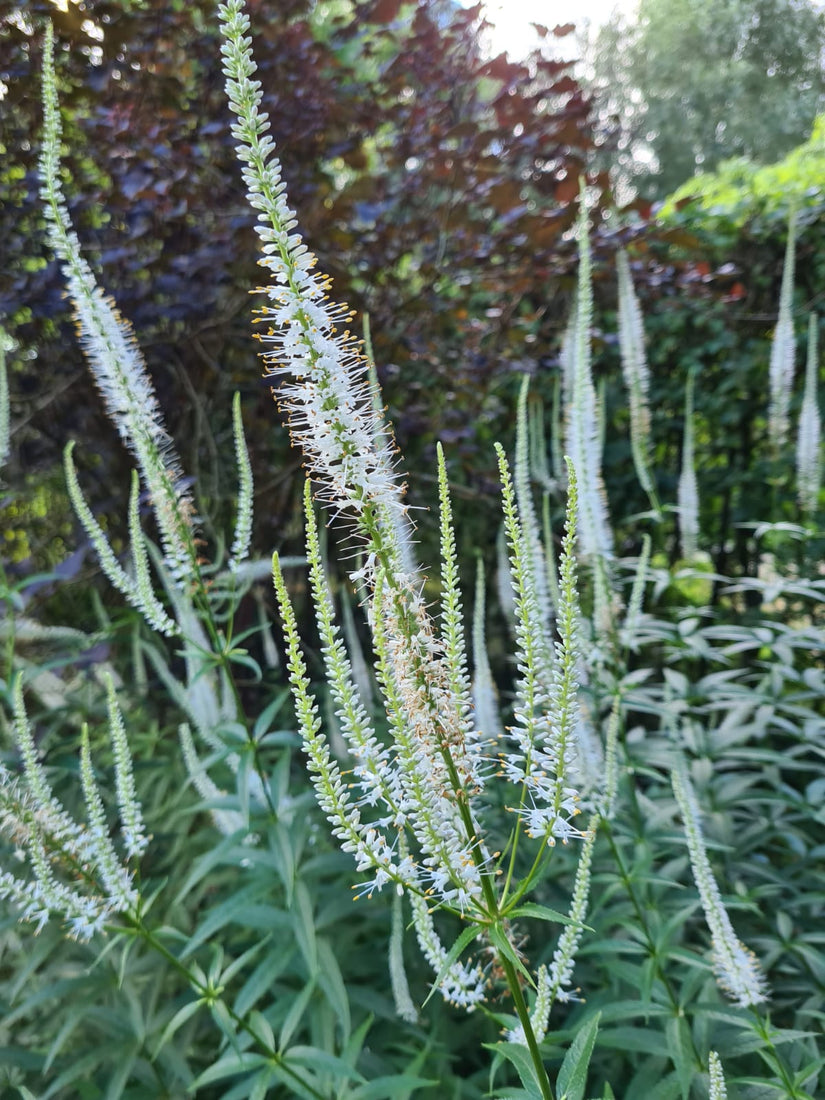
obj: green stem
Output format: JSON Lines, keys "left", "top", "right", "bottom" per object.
{"left": 750, "top": 1010, "right": 811, "bottom": 1098}
{"left": 498, "top": 948, "right": 555, "bottom": 1100}
{"left": 601, "top": 817, "right": 705, "bottom": 1069}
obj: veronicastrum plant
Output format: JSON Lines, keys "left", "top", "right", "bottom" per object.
{"left": 2, "top": 4, "right": 822, "bottom": 1097}
{"left": 0, "top": 21, "right": 403, "bottom": 1099}
{"left": 38, "top": 13, "right": 267, "bottom": 835}
{"left": 216, "top": 1, "right": 789, "bottom": 1095}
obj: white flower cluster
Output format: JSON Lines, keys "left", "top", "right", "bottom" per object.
{"left": 2, "top": 677, "right": 147, "bottom": 941}
{"left": 796, "top": 314, "right": 821, "bottom": 516}
{"left": 672, "top": 765, "right": 767, "bottom": 1007}
{"left": 708, "top": 1051, "right": 728, "bottom": 1100}
{"left": 677, "top": 375, "right": 700, "bottom": 560}
{"left": 768, "top": 213, "right": 797, "bottom": 451}
{"left": 498, "top": 449, "right": 585, "bottom": 847}
{"left": 220, "top": 0, "right": 595, "bottom": 1016}
{"left": 39, "top": 25, "right": 197, "bottom": 589}
{"left": 562, "top": 199, "right": 613, "bottom": 563}
{"left": 273, "top": 481, "right": 489, "bottom": 914}
{"left": 616, "top": 250, "right": 655, "bottom": 501}
{"left": 40, "top": 20, "right": 263, "bottom": 830}
{"left": 219, "top": 0, "right": 406, "bottom": 541}
{"left": 507, "top": 815, "right": 598, "bottom": 1045}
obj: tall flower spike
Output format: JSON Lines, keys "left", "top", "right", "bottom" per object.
{"left": 7, "top": 682, "right": 142, "bottom": 940}
{"left": 768, "top": 210, "right": 797, "bottom": 452}
{"left": 565, "top": 188, "right": 613, "bottom": 562}
{"left": 0, "top": 329, "right": 10, "bottom": 469}
{"left": 272, "top": 552, "right": 414, "bottom": 899}
{"left": 62, "top": 445, "right": 178, "bottom": 638}
{"left": 79, "top": 727, "right": 138, "bottom": 910}
{"left": 408, "top": 889, "right": 486, "bottom": 1011}
{"left": 12, "top": 675, "right": 81, "bottom": 844}
{"left": 368, "top": 568, "right": 485, "bottom": 910}
{"left": 471, "top": 556, "right": 503, "bottom": 741}
{"left": 678, "top": 373, "right": 699, "bottom": 560}
{"left": 508, "top": 811, "right": 598, "bottom": 1045}
{"left": 104, "top": 673, "right": 148, "bottom": 859}
{"left": 40, "top": 25, "right": 197, "bottom": 586}
{"left": 436, "top": 444, "right": 482, "bottom": 765}
{"left": 219, "top": 1, "right": 408, "bottom": 577}
{"left": 498, "top": 449, "right": 583, "bottom": 846}
{"left": 515, "top": 376, "right": 554, "bottom": 637}
{"left": 616, "top": 251, "right": 657, "bottom": 509}
{"left": 228, "top": 392, "right": 254, "bottom": 573}
{"left": 177, "top": 723, "right": 247, "bottom": 837}
{"left": 672, "top": 763, "right": 767, "bottom": 1007}
{"left": 302, "top": 480, "right": 404, "bottom": 822}
{"left": 389, "top": 893, "right": 418, "bottom": 1024}
{"left": 796, "top": 314, "right": 821, "bottom": 516}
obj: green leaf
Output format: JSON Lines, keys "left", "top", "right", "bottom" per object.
{"left": 598, "top": 1027, "right": 673, "bottom": 1056}
{"left": 102, "top": 1046, "right": 138, "bottom": 1100}
{"left": 486, "top": 1042, "right": 545, "bottom": 1099}
{"left": 247, "top": 1010, "right": 276, "bottom": 1053}
{"left": 339, "top": 1016, "right": 373, "bottom": 1077}
{"left": 253, "top": 692, "right": 290, "bottom": 739}
{"left": 487, "top": 923, "right": 535, "bottom": 989}
{"left": 269, "top": 1061, "right": 327, "bottom": 1100}
{"left": 508, "top": 903, "right": 588, "bottom": 930}
{"left": 557, "top": 1012, "right": 600, "bottom": 1100}
{"left": 349, "top": 1076, "right": 440, "bottom": 1099}
{"left": 316, "top": 937, "right": 351, "bottom": 1038}
{"left": 279, "top": 977, "right": 317, "bottom": 1051}
{"left": 152, "top": 999, "right": 202, "bottom": 1059}
{"left": 270, "top": 821, "right": 297, "bottom": 901}
{"left": 286, "top": 1045, "right": 365, "bottom": 1084}
{"left": 665, "top": 1016, "right": 693, "bottom": 1100}
{"left": 180, "top": 882, "right": 270, "bottom": 958}
{"left": 44, "top": 1009, "right": 87, "bottom": 1073}
{"left": 221, "top": 938, "right": 268, "bottom": 987}
{"left": 292, "top": 881, "right": 317, "bottom": 973}
{"left": 234, "top": 944, "right": 295, "bottom": 1018}
{"left": 248, "top": 1067, "right": 279, "bottom": 1100}
{"left": 173, "top": 832, "right": 252, "bottom": 905}
{"left": 190, "top": 1051, "right": 269, "bottom": 1088}
{"left": 421, "top": 922, "right": 480, "bottom": 1008}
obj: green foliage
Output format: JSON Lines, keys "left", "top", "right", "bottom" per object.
{"left": 583, "top": 0, "right": 825, "bottom": 200}
{"left": 660, "top": 116, "right": 825, "bottom": 230}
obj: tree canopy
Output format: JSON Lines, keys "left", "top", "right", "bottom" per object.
{"left": 583, "top": 0, "right": 825, "bottom": 200}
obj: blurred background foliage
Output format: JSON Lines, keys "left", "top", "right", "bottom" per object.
{"left": 581, "top": 0, "right": 825, "bottom": 202}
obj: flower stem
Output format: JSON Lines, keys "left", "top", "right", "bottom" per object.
{"left": 498, "top": 948, "right": 555, "bottom": 1100}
